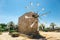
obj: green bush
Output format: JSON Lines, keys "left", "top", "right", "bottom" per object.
{"left": 43, "top": 29, "right": 48, "bottom": 32}
{"left": 11, "top": 32, "right": 19, "bottom": 37}
{"left": 0, "top": 32, "right": 2, "bottom": 35}
{"left": 9, "top": 30, "right": 16, "bottom": 33}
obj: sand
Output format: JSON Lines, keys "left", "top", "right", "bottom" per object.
{"left": 0, "top": 32, "right": 60, "bottom": 40}
{"left": 40, "top": 31, "right": 60, "bottom": 40}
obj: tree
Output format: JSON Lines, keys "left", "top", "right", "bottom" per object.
{"left": 0, "top": 25, "right": 2, "bottom": 32}
{"left": 0, "top": 23, "right": 7, "bottom": 31}
{"left": 39, "top": 24, "right": 45, "bottom": 30}
{"left": 7, "top": 21, "right": 16, "bottom": 33}
{"left": 0, "top": 24, "right": 7, "bottom": 28}
{"left": 7, "top": 21, "right": 15, "bottom": 29}
{"left": 50, "top": 22, "right": 56, "bottom": 30}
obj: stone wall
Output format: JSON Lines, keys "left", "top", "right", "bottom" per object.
{"left": 18, "top": 12, "right": 38, "bottom": 35}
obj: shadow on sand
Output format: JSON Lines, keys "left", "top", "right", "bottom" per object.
{"left": 27, "top": 33, "right": 47, "bottom": 40}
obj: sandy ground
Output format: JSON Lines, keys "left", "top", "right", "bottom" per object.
{"left": 0, "top": 32, "right": 29, "bottom": 40}
{"left": 40, "top": 31, "right": 60, "bottom": 40}
{"left": 0, "top": 32, "right": 60, "bottom": 40}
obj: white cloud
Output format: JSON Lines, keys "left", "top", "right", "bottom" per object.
{"left": 37, "top": 3, "right": 40, "bottom": 7}
{"left": 42, "top": 8, "right": 45, "bottom": 11}
{"left": 30, "top": 2, "right": 33, "bottom": 6}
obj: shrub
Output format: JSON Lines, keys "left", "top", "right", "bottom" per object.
{"left": 11, "top": 32, "right": 19, "bottom": 37}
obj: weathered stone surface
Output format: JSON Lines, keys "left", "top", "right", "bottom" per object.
{"left": 18, "top": 12, "right": 38, "bottom": 35}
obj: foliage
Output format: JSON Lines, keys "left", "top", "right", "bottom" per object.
{"left": 43, "top": 28, "right": 52, "bottom": 32}
{"left": 0, "top": 22, "right": 60, "bottom": 32}
{"left": 0, "top": 23, "right": 7, "bottom": 32}
{"left": 0, "top": 21, "right": 18, "bottom": 32}
{"left": 11, "top": 32, "right": 19, "bottom": 37}
{"left": 0, "top": 26, "right": 2, "bottom": 35}
{"left": 50, "top": 22, "right": 56, "bottom": 30}
{"left": 7, "top": 21, "right": 18, "bottom": 35}
{"left": 39, "top": 24, "right": 45, "bottom": 30}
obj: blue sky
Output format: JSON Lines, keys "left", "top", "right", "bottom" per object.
{"left": 0, "top": 0, "right": 60, "bottom": 26}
